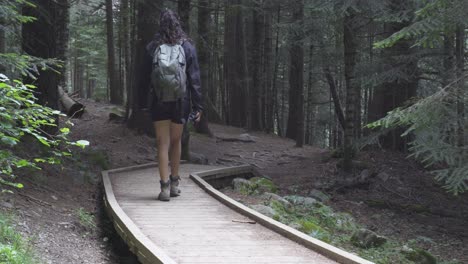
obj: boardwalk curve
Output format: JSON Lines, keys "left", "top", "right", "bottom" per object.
{"left": 102, "top": 163, "right": 373, "bottom": 264}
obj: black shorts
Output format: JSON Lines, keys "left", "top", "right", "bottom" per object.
{"left": 150, "top": 100, "right": 190, "bottom": 124}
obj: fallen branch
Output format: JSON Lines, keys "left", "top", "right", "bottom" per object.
{"left": 18, "top": 193, "right": 51, "bottom": 207}
{"left": 232, "top": 219, "right": 256, "bottom": 224}
{"left": 324, "top": 68, "right": 345, "bottom": 130}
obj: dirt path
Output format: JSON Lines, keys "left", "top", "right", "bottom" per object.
{"left": 2, "top": 99, "right": 467, "bottom": 263}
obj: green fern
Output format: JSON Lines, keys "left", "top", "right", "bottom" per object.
{"left": 374, "top": 0, "right": 467, "bottom": 49}
{"left": 366, "top": 80, "right": 467, "bottom": 194}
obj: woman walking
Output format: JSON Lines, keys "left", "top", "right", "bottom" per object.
{"left": 144, "top": 9, "right": 203, "bottom": 201}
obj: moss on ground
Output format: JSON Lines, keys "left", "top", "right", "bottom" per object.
{"left": 249, "top": 177, "right": 278, "bottom": 194}
{"left": 0, "top": 213, "right": 38, "bottom": 264}
{"left": 259, "top": 197, "right": 444, "bottom": 264}
{"left": 237, "top": 177, "right": 279, "bottom": 195}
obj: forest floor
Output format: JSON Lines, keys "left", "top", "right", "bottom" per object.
{"left": 0, "top": 98, "right": 467, "bottom": 263}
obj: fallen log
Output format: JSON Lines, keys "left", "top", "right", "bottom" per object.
{"left": 58, "top": 86, "right": 84, "bottom": 118}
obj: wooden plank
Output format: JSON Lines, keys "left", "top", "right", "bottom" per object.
{"left": 104, "top": 163, "right": 371, "bottom": 264}
{"left": 102, "top": 170, "right": 176, "bottom": 264}
{"left": 190, "top": 168, "right": 374, "bottom": 264}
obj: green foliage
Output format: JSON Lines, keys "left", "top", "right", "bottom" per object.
{"left": 0, "top": 74, "right": 89, "bottom": 190}
{"left": 402, "top": 247, "right": 437, "bottom": 264}
{"left": 268, "top": 199, "right": 355, "bottom": 244}
{"left": 0, "top": 0, "right": 36, "bottom": 25}
{"left": 0, "top": 0, "right": 63, "bottom": 77}
{"left": 250, "top": 177, "right": 278, "bottom": 193}
{"left": 0, "top": 213, "right": 37, "bottom": 264}
{"left": 267, "top": 198, "right": 438, "bottom": 263}
{"left": 374, "top": 0, "right": 468, "bottom": 48}
{"left": 366, "top": 85, "right": 467, "bottom": 194}
{"left": 237, "top": 177, "right": 278, "bottom": 195}
{"left": 75, "top": 207, "right": 96, "bottom": 232}
{"left": 358, "top": 241, "right": 411, "bottom": 264}
{"left": 0, "top": 53, "right": 62, "bottom": 79}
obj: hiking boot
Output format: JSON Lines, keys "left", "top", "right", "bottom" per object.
{"left": 170, "top": 175, "right": 181, "bottom": 197}
{"left": 158, "top": 180, "right": 171, "bottom": 201}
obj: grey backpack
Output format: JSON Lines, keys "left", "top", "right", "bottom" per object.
{"left": 151, "top": 42, "right": 187, "bottom": 102}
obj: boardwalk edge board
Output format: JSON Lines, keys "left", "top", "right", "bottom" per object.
{"left": 102, "top": 168, "right": 177, "bottom": 264}
{"left": 190, "top": 166, "right": 375, "bottom": 264}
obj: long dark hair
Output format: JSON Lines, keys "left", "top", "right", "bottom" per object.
{"left": 158, "top": 9, "right": 188, "bottom": 45}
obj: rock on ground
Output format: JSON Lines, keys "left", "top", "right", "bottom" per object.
{"left": 250, "top": 204, "right": 276, "bottom": 218}
{"left": 232, "top": 178, "right": 254, "bottom": 192}
{"left": 350, "top": 228, "right": 387, "bottom": 248}
{"left": 261, "top": 192, "right": 291, "bottom": 208}
{"left": 283, "top": 195, "right": 320, "bottom": 207}
{"left": 189, "top": 152, "right": 208, "bottom": 165}
{"left": 308, "top": 189, "right": 330, "bottom": 202}
{"left": 401, "top": 246, "right": 437, "bottom": 264}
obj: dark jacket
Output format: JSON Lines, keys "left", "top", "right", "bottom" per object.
{"left": 143, "top": 39, "right": 203, "bottom": 113}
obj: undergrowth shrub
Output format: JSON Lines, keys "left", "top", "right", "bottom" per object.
{"left": 0, "top": 74, "right": 88, "bottom": 191}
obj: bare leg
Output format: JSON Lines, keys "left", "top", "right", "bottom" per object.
{"left": 154, "top": 120, "right": 171, "bottom": 182}
{"left": 169, "top": 122, "right": 184, "bottom": 177}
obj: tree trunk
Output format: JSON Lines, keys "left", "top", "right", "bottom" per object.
{"left": 106, "top": 0, "right": 121, "bottom": 104}
{"left": 263, "top": 1, "right": 274, "bottom": 133}
{"left": 77, "top": 62, "right": 85, "bottom": 98}
{"left": 342, "top": 9, "right": 359, "bottom": 172}
{"left": 178, "top": 0, "right": 192, "bottom": 159}
{"left": 22, "top": 0, "right": 70, "bottom": 133}
{"left": 210, "top": 0, "right": 221, "bottom": 116}
{"left": 285, "top": 0, "right": 304, "bottom": 147}
{"left": 442, "top": 33, "right": 455, "bottom": 88}
{"left": 272, "top": 5, "right": 281, "bottom": 135}
{"left": 305, "top": 45, "right": 314, "bottom": 145}
{"left": 121, "top": 0, "right": 131, "bottom": 109}
{"left": 195, "top": 0, "right": 214, "bottom": 136}
{"left": 455, "top": 26, "right": 465, "bottom": 148}
{"left": 224, "top": 0, "right": 248, "bottom": 127}
{"left": 324, "top": 68, "right": 346, "bottom": 130}
{"left": 279, "top": 65, "right": 286, "bottom": 136}
{"left": 249, "top": 0, "right": 265, "bottom": 131}
{"left": 0, "top": 16, "right": 6, "bottom": 73}
{"left": 178, "top": 0, "right": 191, "bottom": 34}
{"left": 127, "top": 0, "right": 162, "bottom": 135}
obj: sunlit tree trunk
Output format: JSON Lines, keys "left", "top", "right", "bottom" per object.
{"left": 106, "top": 0, "right": 122, "bottom": 104}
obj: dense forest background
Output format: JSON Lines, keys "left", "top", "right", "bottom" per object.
{"left": 0, "top": 0, "right": 466, "bottom": 191}
{"left": 0, "top": 0, "right": 467, "bottom": 263}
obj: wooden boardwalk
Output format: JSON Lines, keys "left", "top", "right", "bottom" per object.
{"left": 103, "top": 163, "right": 373, "bottom": 264}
